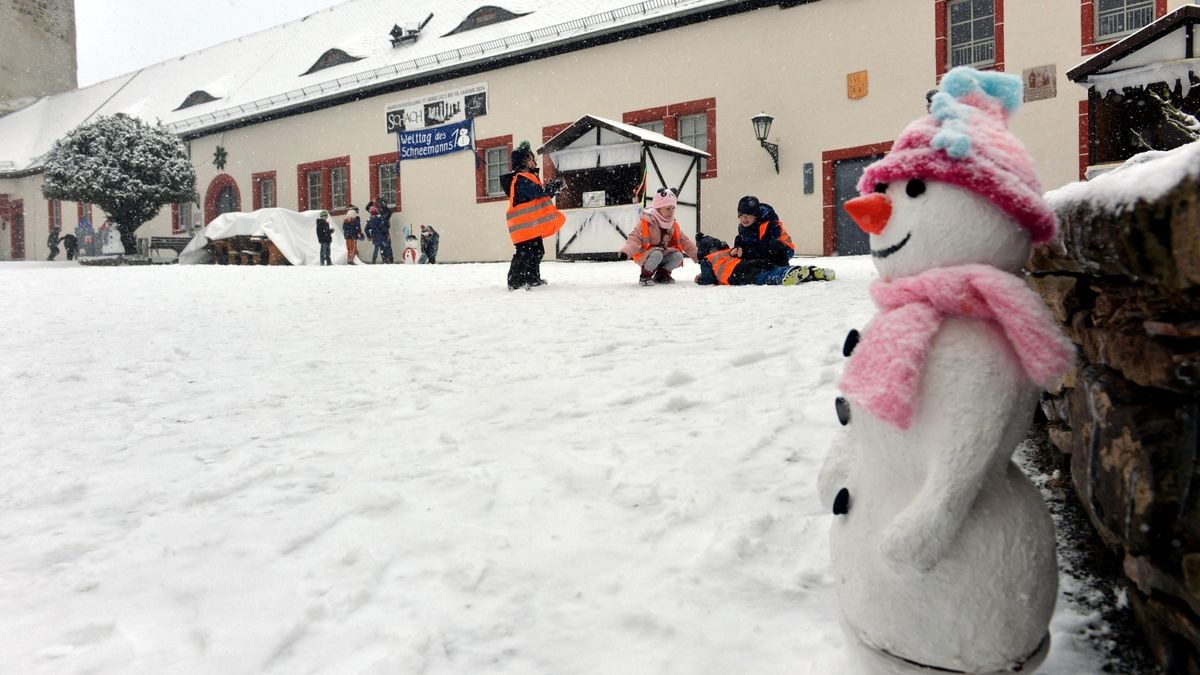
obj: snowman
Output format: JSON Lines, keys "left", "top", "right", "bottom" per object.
{"left": 818, "top": 67, "right": 1074, "bottom": 674}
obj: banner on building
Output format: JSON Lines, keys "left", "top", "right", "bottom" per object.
{"left": 385, "top": 82, "right": 488, "bottom": 133}
{"left": 398, "top": 119, "right": 475, "bottom": 161}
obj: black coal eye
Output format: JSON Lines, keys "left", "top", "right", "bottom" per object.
{"left": 873, "top": 183, "right": 888, "bottom": 194}
{"left": 905, "top": 179, "right": 926, "bottom": 198}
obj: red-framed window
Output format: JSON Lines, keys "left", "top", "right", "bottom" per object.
{"left": 47, "top": 199, "right": 62, "bottom": 229}
{"left": 935, "top": 0, "right": 1005, "bottom": 79}
{"left": 76, "top": 203, "right": 93, "bottom": 227}
{"left": 368, "top": 153, "right": 402, "bottom": 211}
{"left": 252, "top": 171, "right": 278, "bottom": 210}
{"left": 475, "top": 135, "right": 513, "bottom": 203}
{"left": 296, "top": 156, "right": 351, "bottom": 214}
{"left": 170, "top": 202, "right": 196, "bottom": 234}
{"left": 623, "top": 97, "right": 717, "bottom": 179}
{"left": 1081, "top": 0, "right": 1165, "bottom": 55}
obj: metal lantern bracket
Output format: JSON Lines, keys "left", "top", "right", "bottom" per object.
{"left": 751, "top": 112, "right": 780, "bottom": 173}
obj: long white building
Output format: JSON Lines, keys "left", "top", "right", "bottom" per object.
{"left": 0, "top": 0, "right": 1182, "bottom": 262}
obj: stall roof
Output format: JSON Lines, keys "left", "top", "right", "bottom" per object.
{"left": 539, "top": 114, "right": 711, "bottom": 156}
{"left": 1068, "top": 5, "right": 1200, "bottom": 83}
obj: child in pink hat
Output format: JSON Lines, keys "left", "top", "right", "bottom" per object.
{"left": 619, "top": 187, "right": 698, "bottom": 286}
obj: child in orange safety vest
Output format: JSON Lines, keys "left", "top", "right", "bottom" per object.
{"left": 618, "top": 187, "right": 699, "bottom": 286}
{"left": 694, "top": 232, "right": 835, "bottom": 286}
{"left": 501, "top": 141, "right": 566, "bottom": 290}
{"left": 733, "top": 195, "right": 795, "bottom": 267}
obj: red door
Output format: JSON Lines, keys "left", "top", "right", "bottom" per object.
{"left": 10, "top": 199, "right": 24, "bottom": 260}
{"left": 0, "top": 196, "right": 23, "bottom": 260}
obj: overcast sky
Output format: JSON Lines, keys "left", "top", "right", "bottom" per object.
{"left": 75, "top": 0, "right": 342, "bottom": 86}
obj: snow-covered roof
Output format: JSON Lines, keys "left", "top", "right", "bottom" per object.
{"left": 0, "top": 0, "right": 737, "bottom": 176}
{"left": 540, "top": 114, "right": 711, "bottom": 156}
{"left": 1068, "top": 5, "right": 1200, "bottom": 94}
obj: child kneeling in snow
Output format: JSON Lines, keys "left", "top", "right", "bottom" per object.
{"left": 694, "top": 233, "right": 834, "bottom": 285}
{"left": 619, "top": 188, "right": 698, "bottom": 286}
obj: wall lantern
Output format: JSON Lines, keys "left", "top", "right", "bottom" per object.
{"left": 751, "top": 112, "right": 780, "bottom": 173}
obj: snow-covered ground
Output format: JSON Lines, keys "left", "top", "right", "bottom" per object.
{"left": 1, "top": 257, "right": 1105, "bottom": 674}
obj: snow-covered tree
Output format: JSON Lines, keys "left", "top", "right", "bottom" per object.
{"left": 41, "top": 113, "right": 196, "bottom": 254}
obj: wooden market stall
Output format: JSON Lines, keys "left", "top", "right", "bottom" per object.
{"left": 1068, "top": 5, "right": 1200, "bottom": 176}
{"left": 539, "top": 115, "right": 710, "bottom": 260}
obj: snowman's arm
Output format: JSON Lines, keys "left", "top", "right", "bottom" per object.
{"left": 879, "top": 321, "right": 1024, "bottom": 572}
{"left": 818, "top": 429, "right": 854, "bottom": 508}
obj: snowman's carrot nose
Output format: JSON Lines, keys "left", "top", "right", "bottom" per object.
{"left": 844, "top": 193, "right": 892, "bottom": 235}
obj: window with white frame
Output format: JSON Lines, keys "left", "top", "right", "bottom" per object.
{"left": 49, "top": 200, "right": 62, "bottom": 228}
{"left": 485, "top": 147, "right": 506, "bottom": 196}
{"left": 679, "top": 113, "right": 707, "bottom": 173}
{"left": 378, "top": 162, "right": 398, "bottom": 202}
{"left": 260, "top": 177, "right": 276, "bottom": 208}
{"left": 331, "top": 166, "right": 348, "bottom": 210}
{"left": 178, "top": 202, "right": 194, "bottom": 231}
{"left": 306, "top": 170, "right": 322, "bottom": 210}
{"left": 948, "top": 0, "right": 996, "bottom": 68}
{"left": 637, "top": 120, "right": 665, "bottom": 135}
{"left": 1096, "top": 0, "right": 1155, "bottom": 41}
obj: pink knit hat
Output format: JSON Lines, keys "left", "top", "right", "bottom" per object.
{"left": 651, "top": 187, "right": 679, "bottom": 210}
{"left": 857, "top": 67, "right": 1056, "bottom": 244}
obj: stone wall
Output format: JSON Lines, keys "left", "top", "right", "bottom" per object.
{"left": 0, "top": 0, "right": 76, "bottom": 112}
{"left": 1030, "top": 172, "right": 1200, "bottom": 674}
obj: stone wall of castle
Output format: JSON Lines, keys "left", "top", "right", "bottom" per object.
{"left": 0, "top": 0, "right": 77, "bottom": 112}
{"left": 1030, "top": 169, "right": 1200, "bottom": 674}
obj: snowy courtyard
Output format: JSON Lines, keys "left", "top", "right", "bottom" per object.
{"left": 2, "top": 257, "right": 1106, "bottom": 674}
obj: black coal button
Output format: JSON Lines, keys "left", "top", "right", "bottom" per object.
{"left": 843, "top": 329, "right": 860, "bottom": 357}
{"left": 833, "top": 488, "right": 850, "bottom": 515}
{"left": 835, "top": 396, "right": 850, "bottom": 426}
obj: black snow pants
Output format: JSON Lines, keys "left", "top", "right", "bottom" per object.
{"left": 507, "top": 238, "right": 544, "bottom": 289}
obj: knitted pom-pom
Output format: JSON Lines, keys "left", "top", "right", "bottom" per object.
{"left": 941, "top": 67, "right": 1023, "bottom": 113}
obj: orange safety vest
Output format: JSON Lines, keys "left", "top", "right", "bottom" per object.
{"left": 705, "top": 249, "right": 740, "bottom": 285}
{"left": 760, "top": 219, "right": 794, "bottom": 252}
{"left": 506, "top": 172, "right": 566, "bottom": 244}
{"left": 632, "top": 219, "right": 684, "bottom": 265}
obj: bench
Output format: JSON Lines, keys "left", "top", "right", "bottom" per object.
{"left": 148, "top": 236, "right": 193, "bottom": 255}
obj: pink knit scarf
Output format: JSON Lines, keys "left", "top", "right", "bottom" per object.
{"left": 646, "top": 207, "right": 674, "bottom": 229}
{"left": 839, "top": 264, "right": 1073, "bottom": 430}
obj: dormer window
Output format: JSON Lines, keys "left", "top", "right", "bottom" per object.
{"left": 443, "top": 6, "right": 530, "bottom": 37}
{"left": 175, "top": 90, "right": 220, "bottom": 111}
{"left": 302, "top": 48, "right": 363, "bottom": 76}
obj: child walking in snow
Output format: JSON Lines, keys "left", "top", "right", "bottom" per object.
{"left": 694, "top": 233, "right": 834, "bottom": 285}
{"left": 47, "top": 226, "right": 62, "bottom": 261}
{"left": 316, "top": 210, "right": 334, "bottom": 266}
{"left": 619, "top": 187, "right": 698, "bottom": 286}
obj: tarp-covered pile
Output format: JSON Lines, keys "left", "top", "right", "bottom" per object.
{"left": 179, "top": 208, "right": 345, "bottom": 265}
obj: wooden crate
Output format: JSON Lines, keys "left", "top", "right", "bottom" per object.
{"left": 263, "top": 240, "right": 287, "bottom": 265}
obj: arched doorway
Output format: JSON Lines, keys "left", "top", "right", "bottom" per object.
{"left": 204, "top": 174, "right": 242, "bottom": 225}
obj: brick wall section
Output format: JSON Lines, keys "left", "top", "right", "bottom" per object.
{"left": 0, "top": 0, "right": 77, "bottom": 108}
